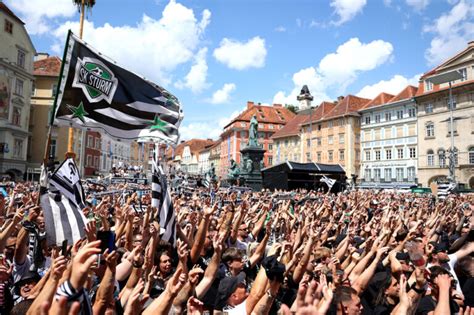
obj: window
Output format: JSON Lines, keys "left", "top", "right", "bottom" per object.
{"left": 365, "top": 169, "right": 371, "bottom": 181}
{"left": 268, "top": 144, "right": 273, "bottom": 151}
{"left": 306, "top": 152, "right": 310, "bottom": 162}
{"left": 469, "top": 147, "right": 474, "bottom": 164}
{"left": 384, "top": 168, "right": 392, "bottom": 181}
{"left": 409, "top": 147, "right": 416, "bottom": 158}
{"left": 386, "top": 149, "right": 392, "bottom": 160}
{"left": 17, "top": 50, "right": 26, "bottom": 68}
{"left": 306, "top": 139, "right": 310, "bottom": 147}
{"left": 396, "top": 110, "right": 403, "bottom": 119}
{"left": 328, "top": 135, "right": 333, "bottom": 144}
{"left": 102, "top": 153, "right": 107, "bottom": 169}
{"left": 339, "top": 150, "right": 345, "bottom": 161}
{"left": 356, "top": 150, "right": 360, "bottom": 160}
{"left": 4, "top": 19, "right": 12, "bottom": 34}
{"left": 385, "top": 112, "right": 391, "bottom": 121}
{"left": 258, "top": 124, "right": 263, "bottom": 129}
{"left": 50, "top": 139, "right": 57, "bottom": 158}
{"left": 397, "top": 148, "right": 404, "bottom": 159}
{"left": 408, "top": 108, "right": 416, "bottom": 117}
{"left": 15, "top": 79, "right": 23, "bottom": 95}
{"left": 317, "top": 152, "right": 321, "bottom": 162}
{"left": 396, "top": 168, "right": 404, "bottom": 181}
{"left": 86, "top": 155, "right": 92, "bottom": 167}
{"left": 338, "top": 134, "right": 344, "bottom": 144}
{"left": 317, "top": 124, "right": 321, "bottom": 131}
{"left": 317, "top": 138, "right": 322, "bottom": 146}
{"left": 13, "top": 139, "right": 23, "bottom": 158}
{"left": 268, "top": 157, "right": 273, "bottom": 165}
{"left": 375, "top": 115, "right": 380, "bottom": 123}
{"left": 426, "top": 123, "right": 434, "bottom": 137}
{"left": 269, "top": 124, "right": 274, "bottom": 129}
{"left": 95, "top": 138, "right": 100, "bottom": 149}
{"left": 425, "top": 103, "right": 433, "bottom": 113}
{"left": 374, "top": 169, "right": 381, "bottom": 182}
{"left": 12, "top": 107, "right": 21, "bottom": 126}
{"left": 425, "top": 80, "right": 433, "bottom": 91}
{"left": 407, "top": 167, "right": 415, "bottom": 182}
{"left": 459, "top": 68, "right": 467, "bottom": 81}
{"left": 365, "top": 151, "right": 371, "bottom": 161}
{"left": 328, "top": 151, "right": 333, "bottom": 162}
{"left": 240, "top": 122, "right": 246, "bottom": 127}
{"left": 427, "top": 150, "right": 434, "bottom": 166}
{"left": 285, "top": 140, "right": 289, "bottom": 147}
{"left": 328, "top": 121, "right": 333, "bottom": 128}
{"left": 447, "top": 95, "right": 457, "bottom": 109}
{"left": 52, "top": 84, "right": 58, "bottom": 97}
{"left": 447, "top": 120, "right": 458, "bottom": 135}
{"left": 94, "top": 156, "right": 99, "bottom": 168}
{"left": 365, "top": 116, "right": 371, "bottom": 125}
{"left": 375, "top": 150, "right": 381, "bottom": 160}
{"left": 87, "top": 135, "right": 93, "bottom": 148}
{"left": 438, "top": 149, "right": 446, "bottom": 167}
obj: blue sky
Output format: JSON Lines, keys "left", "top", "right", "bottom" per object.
{"left": 6, "top": 0, "right": 474, "bottom": 140}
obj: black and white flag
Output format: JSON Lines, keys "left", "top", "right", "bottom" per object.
{"left": 53, "top": 31, "right": 183, "bottom": 143}
{"left": 321, "top": 175, "right": 336, "bottom": 190}
{"left": 437, "top": 182, "right": 456, "bottom": 200}
{"left": 49, "top": 158, "right": 86, "bottom": 209}
{"left": 39, "top": 166, "right": 88, "bottom": 246}
{"left": 151, "top": 158, "right": 176, "bottom": 246}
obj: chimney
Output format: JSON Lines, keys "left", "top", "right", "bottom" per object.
{"left": 273, "top": 104, "right": 282, "bottom": 107}
{"left": 247, "top": 101, "right": 254, "bottom": 109}
{"left": 35, "top": 53, "right": 49, "bottom": 61}
{"left": 469, "top": 40, "right": 474, "bottom": 47}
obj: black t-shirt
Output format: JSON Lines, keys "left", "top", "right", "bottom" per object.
{"left": 416, "top": 295, "right": 460, "bottom": 315}
{"left": 463, "top": 278, "right": 474, "bottom": 307}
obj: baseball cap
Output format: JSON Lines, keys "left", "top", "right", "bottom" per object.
{"left": 215, "top": 272, "right": 246, "bottom": 310}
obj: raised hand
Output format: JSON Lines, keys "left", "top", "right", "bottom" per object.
{"left": 84, "top": 221, "right": 97, "bottom": 242}
{"left": 187, "top": 296, "right": 204, "bottom": 315}
{"left": 69, "top": 240, "right": 101, "bottom": 291}
{"left": 51, "top": 255, "right": 68, "bottom": 281}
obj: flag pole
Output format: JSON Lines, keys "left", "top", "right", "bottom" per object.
{"left": 66, "top": 0, "right": 87, "bottom": 159}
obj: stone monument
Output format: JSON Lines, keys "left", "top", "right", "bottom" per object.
{"left": 240, "top": 115, "right": 266, "bottom": 190}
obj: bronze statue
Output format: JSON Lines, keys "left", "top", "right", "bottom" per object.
{"left": 248, "top": 115, "right": 259, "bottom": 147}
{"left": 227, "top": 159, "right": 240, "bottom": 179}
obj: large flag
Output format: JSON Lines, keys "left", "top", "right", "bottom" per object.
{"left": 39, "top": 166, "right": 88, "bottom": 246}
{"left": 53, "top": 31, "right": 183, "bottom": 143}
{"left": 49, "top": 158, "right": 86, "bottom": 209}
{"left": 437, "top": 182, "right": 456, "bottom": 200}
{"left": 321, "top": 175, "right": 336, "bottom": 190}
{"left": 151, "top": 157, "right": 176, "bottom": 245}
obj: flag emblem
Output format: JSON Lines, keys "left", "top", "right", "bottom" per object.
{"left": 72, "top": 56, "right": 118, "bottom": 104}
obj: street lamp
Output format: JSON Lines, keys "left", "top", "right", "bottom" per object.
{"left": 427, "top": 69, "right": 463, "bottom": 183}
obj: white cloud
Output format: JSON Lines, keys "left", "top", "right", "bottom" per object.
{"left": 330, "top": 0, "right": 367, "bottom": 26}
{"left": 51, "top": 0, "right": 211, "bottom": 86}
{"left": 423, "top": 0, "right": 474, "bottom": 66}
{"left": 175, "top": 48, "right": 209, "bottom": 93}
{"left": 273, "top": 38, "right": 393, "bottom": 105}
{"left": 275, "top": 26, "right": 286, "bottom": 32}
{"left": 405, "top": 0, "right": 430, "bottom": 11}
{"left": 356, "top": 74, "right": 421, "bottom": 99}
{"left": 213, "top": 37, "right": 267, "bottom": 70}
{"left": 180, "top": 110, "right": 240, "bottom": 140}
{"left": 5, "top": 0, "right": 77, "bottom": 34}
{"left": 209, "top": 83, "right": 236, "bottom": 104}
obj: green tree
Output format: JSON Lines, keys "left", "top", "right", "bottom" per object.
{"left": 285, "top": 104, "right": 299, "bottom": 114}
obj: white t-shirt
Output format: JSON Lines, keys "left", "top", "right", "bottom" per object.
{"left": 427, "top": 253, "right": 462, "bottom": 293}
{"left": 223, "top": 300, "right": 247, "bottom": 315}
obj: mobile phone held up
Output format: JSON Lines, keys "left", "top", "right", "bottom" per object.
{"left": 97, "top": 231, "right": 116, "bottom": 252}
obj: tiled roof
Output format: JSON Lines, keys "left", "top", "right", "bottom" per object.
{"left": 166, "top": 139, "right": 215, "bottom": 158}
{"left": 323, "top": 95, "right": 371, "bottom": 119}
{"left": 362, "top": 92, "right": 394, "bottom": 109}
{"left": 0, "top": 2, "right": 24, "bottom": 24}
{"left": 34, "top": 56, "right": 61, "bottom": 77}
{"left": 225, "top": 102, "right": 295, "bottom": 129}
{"left": 389, "top": 85, "right": 418, "bottom": 103}
{"left": 300, "top": 101, "right": 336, "bottom": 126}
{"left": 271, "top": 112, "right": 309, "bottom": 139}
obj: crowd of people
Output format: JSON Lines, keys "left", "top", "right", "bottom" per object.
{"left": 0, "top": 179, "right": 473, "bottom": 315}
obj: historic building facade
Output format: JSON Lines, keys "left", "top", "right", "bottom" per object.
{"left": 415, "top": 41, "right": 474, "bottom": 188}
{"left": 0, "top": 3, "right": 35, "bottom": 179}
{"left": 359, "top": 86, "right": 419, "bottom": 188}
{"left": 301, "top": 95, "right": 370, "bottom": 178}
{"left": 218, "top": 101, "right": 295, "bottom": 177}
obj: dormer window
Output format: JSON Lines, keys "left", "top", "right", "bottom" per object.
{"left": 4, "top": 19, "right": 13, "bottom": 34}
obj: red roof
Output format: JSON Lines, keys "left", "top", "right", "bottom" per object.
{"left": 271, "top": 112, "right": 309, "bottom": 139}
{"left": 165, "top": 139, "right": 215, "bottom": 159}
{"left": 224, "top": 102, "right": 295, "bottom": 129}
{"left": 388, "top": 85, "right": 418, "bottom": 103}
{"left": 0, "top": 2, "right": 24, "bottom": 25}
{"left": 300, "top": 101, "right": 336, "bottom": 126}
{"left": 362, "top": 92, "right": 394, "bottom": 109}
{"left": 323, "top": 95, "right": 371, "bottom": 119}
{"left": 34, "top": 56, "right": 61, "bottom": 77}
